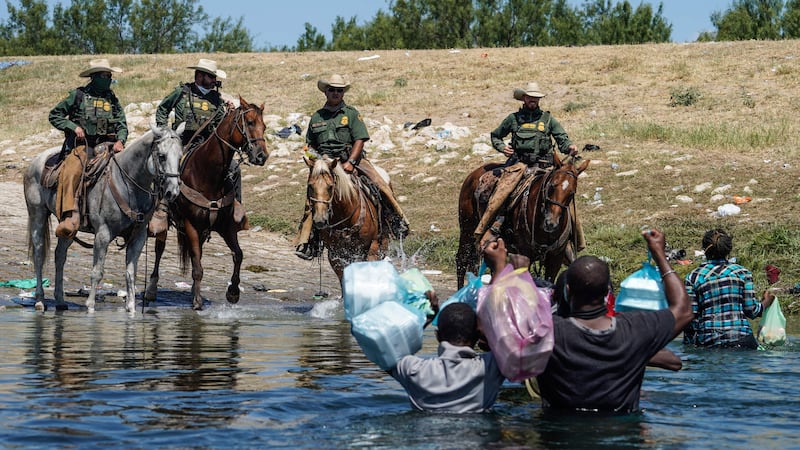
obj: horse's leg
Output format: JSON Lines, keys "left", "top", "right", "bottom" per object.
{"left": 184, "top": 224, "right": 205, "bottom": 310}
{"left": 219, "top": 228, "right": 242, "bottom": 304}
{"left": 144, "top": 231, "right": 168, "bottom": 302}
{"left": 86, "top": 228, "right": 113, "bottom": 313}
{"left": 27, "top": 208, "right": 50, "bottom": 309}
{"left": 53, "top": 237, "right": 72, "bottom": 310}
{"left": 544, "top": 250, "right": 566, "bottom": 283}
{"left": 124, "top": 228, "right": 148, "bottom": 313}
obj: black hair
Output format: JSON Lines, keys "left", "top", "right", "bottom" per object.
{"left": 565, "top": 255, "right": 610, "bottom": 307}
{"left": 437, "top": 303, "right": 479, "bottom": 346}
{"left": 702, "top": 228, "right": 733, "bottom": 260}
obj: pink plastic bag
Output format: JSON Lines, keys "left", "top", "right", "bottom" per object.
{"left": 477, "top": 265, "right": 554, "bottom": 381}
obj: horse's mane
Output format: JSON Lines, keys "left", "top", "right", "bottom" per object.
{"left": 313, "top": 156, "right": 357, "bottom": 204}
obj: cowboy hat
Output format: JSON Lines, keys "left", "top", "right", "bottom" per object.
{"left": 513, "top": 82, "right": 546, "bottom": 100}
{"left": 317, "top": 74, "right": 351, "bottom": 93}
{"left": 187, "top": 58, "right": 227, "bottom": 79}
{"left": 79, "top": 58, "right": 122, "bottom": 77}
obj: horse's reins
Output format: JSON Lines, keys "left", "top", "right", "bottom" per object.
{"left": 212, "top": 106, "right": 265, "bottom": 161}
{"left": 108, "top": 133, "right": 180, "bottom": 223}
{"left": 522, "top": 166, "right": 575, "bottom": 260}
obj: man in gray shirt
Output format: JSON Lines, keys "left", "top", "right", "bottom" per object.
{"left": 390, "top": 303, "right": 505, "bottom": 413}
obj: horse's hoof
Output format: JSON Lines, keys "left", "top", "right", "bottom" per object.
{"left": 193, "top": 301, "right": 204, "bottom": 311}
{"left": 55, "top": 303, "right": 68, "bottom": 311}
{"left": 34, "top": 301, "right": 47, "bottom": 312}
{"left": 225, "top": 287, "right": 239, "bottom": 303}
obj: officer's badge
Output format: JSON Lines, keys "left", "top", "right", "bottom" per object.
{"left": 201, "top": 102, "right": 209, "bottom": 111}
{"left": 538, "top": 122, "right": 545, "bottom": 131}
{"left": 103, "top": 102, "right": 111, "bottom": 111}
{"left": 341, "top": 116, "right": 349, "bottom": 126}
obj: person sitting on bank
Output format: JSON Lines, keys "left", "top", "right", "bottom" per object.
{"left": 683, "top": 228, "right": 775, "bottom": 349}
{"left": 49, "top": 58, "right": 128, "bottom": 239}
{"left": 294, "top": 74, "right": 409, "bottom": 260}
{"left": 475, "top": 82, "right": 583, "bottom": 253}
{"left": 149, "top": 58, "right": 246, "bottom": 235}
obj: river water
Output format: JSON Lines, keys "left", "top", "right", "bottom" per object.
{"left": 0, "top": 293, "right": 798, "bottom": 450}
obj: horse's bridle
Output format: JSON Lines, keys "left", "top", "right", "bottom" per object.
{"left": 541, "top": 168, "right": 578, "bottom": 211}
{"left": 213, "top": 106, "right": 266, "bottom": 162}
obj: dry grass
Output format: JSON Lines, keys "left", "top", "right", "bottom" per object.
{"left": 2, "top": 41, "right": 800, "bottom": 298}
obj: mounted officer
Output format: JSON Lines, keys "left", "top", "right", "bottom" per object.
{"left": 475, "top": 81, "right": 584, "bottom": 253}
{"left": 149, "top": 58, "right": 247, "bottom": 234}
{"left": 49, "top": 59, "right": 128, "bottom": 239}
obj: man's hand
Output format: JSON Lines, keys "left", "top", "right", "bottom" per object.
{"left": 74, "top": 126, "right": 85, "bottom": 140}
{"left": 112, "top": 140, "right": 124, "bottom": 153}
{"left": 502, "top": 145, "right": 514, "bottom": 157}
{"left": 482, "top": 238, "right": 508, "bottom": 277}
{"left": 568, "top": 144, "right": 578, "bottom": 157}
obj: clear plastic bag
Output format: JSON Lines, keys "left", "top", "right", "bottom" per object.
{"left": 431, "top": 262, "right": 486, "bottom": 326}
{"left": 477, "top": 265, "right": 554, "bottom": 381}
{"left": 758, "top": 297, "right": 786, "bottom": 346}
{"left": 615, "top": 253, "right": 668, "bottom": 312}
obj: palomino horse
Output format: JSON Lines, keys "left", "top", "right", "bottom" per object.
{"left": 145, "top": 96, "right": 268, "bottom": 310}
{"left": 305, "top": 155, "right": 386, "bottom": 282}
{"left": 24, "top": 125, "right": 184, "bottom": 313}
{"left": 456, "top": 155, "right": 589, "bottom": 287}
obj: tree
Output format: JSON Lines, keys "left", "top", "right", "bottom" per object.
{"left": 783, "top": 0, "right": 800, "bottom": 37}
{"left": 583, "top": 0, "right": 671, "bottom": 44}
{"left": 129, "top": 0, "right": 207, "bottom": 53}
{"left": 0, "top": 0, "right": 60, "bottom": 55}
{"left": 51, "top": 0, "right": 131, "bottom": 54}
{"left": 296, "top": 22, "right": 326, "bottom": 51}
{"left": 712, "top": 0, "right": 783, "bottom": 41}
{"left": 329, "top": 15, "right": 367, "bottom": 51}
{"left": 197, "top": 16, "right": 254, "bottom": 53}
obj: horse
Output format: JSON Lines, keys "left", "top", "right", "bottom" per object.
{"left": 24, "top": 125, "right": 184, "bottom": 313}
{"left": 456, "top": 155, "right": 589, "bottom": 287}
{"left": 144, "top": 96, "right": 268, "bottom": 310}
{"left": 305, "top": 155, "right": 386, "bottom": 282}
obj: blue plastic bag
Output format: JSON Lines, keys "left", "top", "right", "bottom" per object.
{"left": 615, "top": 252, "right": 668, "bottom": 312}
{"left": 432, "top": 261, "right": 487, "bottom": 326}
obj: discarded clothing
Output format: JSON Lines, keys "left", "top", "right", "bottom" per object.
{"left": 0, "top": 278, "right": 48, "bottom": 289}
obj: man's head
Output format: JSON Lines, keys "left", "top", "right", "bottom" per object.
{"left": 318, "top": 74, "right": 350, "bottom": 107}
{"left": 436, "top": 303, "right": 479, "bottom": 347}
{"left": 702, "top": 228, "right": 733, "bottom": 260}
{"left": 79, "top": 59, "right": 121, "bottom": 91}
{"left": 513, "top": 81, "right": 545, "bottom": 110}
{"left": 187, "top": 59, "right": 226, "bottom": 90}
{"left": 565, "top": 255, "right": 610, "bottom": 308}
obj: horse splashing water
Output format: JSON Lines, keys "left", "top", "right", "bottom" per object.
{"left": 144, "top": 96, "right": 268, "bottom": 310}
{"left": 305, "top": 155, "right": 387, "bottom": 282}
{"left": 456, "top": 155, "right": 589, "bottom": 287}
{"left": 24, "top": 125, "right": 184, "bottom": 313}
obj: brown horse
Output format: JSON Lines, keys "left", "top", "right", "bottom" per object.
{"left": 456, "top": 155, "right": 589, "bottom": 287}
{"left": 145, "top": 96, "right": 268, "bottom": 310}
{"left": 305, "top": 155, "right": 386, "bottom": 282}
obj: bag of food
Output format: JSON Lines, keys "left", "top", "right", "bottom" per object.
{"left": 431, "top": 262, "right": 487, "bottom": 326}
{"left": 615, "top": 253, "right": 668, "bottom": 312}
{"left": 350, "top": 301, "right": 425, "bottom": 370}
{"left": 398, "top": 268, "right": 435, "bottom": 316}
{"left": 342, "top": 260, "right": 401, "bottom": 321}
{"left": 758, "top": 298, "right": 786, "bottom": 346}
{"left": 477, "top": 265, "right": 554, "bottom": 381}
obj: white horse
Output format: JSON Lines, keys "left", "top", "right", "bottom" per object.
{"left": 23, "top": 124, "right": 184, "bottom": 313}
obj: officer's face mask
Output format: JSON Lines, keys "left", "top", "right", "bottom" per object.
{"left": 197, "top": 85, "right": 211, "bottom": 95}
{"left": 90, "top": 73, "right": 113, "bottom": 91}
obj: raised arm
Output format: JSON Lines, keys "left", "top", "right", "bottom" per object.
{"left": 642, "top": 229, "right": 692, "bottom": 337}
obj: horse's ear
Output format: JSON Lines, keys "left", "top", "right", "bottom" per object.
{"left": 239, "top": 95, "right": 248, "bottom": 107}
{"left": 304, "top": 155, "right": 314, "bottom": 168}
{"left": 175, "top": 122, "right": 186, "bottom": 136}
{"left": 150, "top": 123, "right": 163, "bottom": 138}
{"left": 576, "top": 159, "right": 590, "bottom": 174}
{"left": 554, "top": 154, "right": 564, "bottom": 168}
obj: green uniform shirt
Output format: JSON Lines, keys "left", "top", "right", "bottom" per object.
{"left": 490, "top": 107, "right": 572, "bottom": 158}
{"left": 306, "top": 104, "right": 369, "bottom": 157}
{"left": 156, "top": 83, "right": 225, "bottom": 143}
{"left": 49, "top": 85, "right": 128, "bottom": 144}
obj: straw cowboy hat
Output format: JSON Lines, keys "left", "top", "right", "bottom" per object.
{"left": 79, "top": 58, "right": 122, "bottom": 77}
{"left": 187, "top": 58, "right": 227, "bottom": 79}
{"left": 513, "top": 82, "right": 546, "bottom": 100}
{"left": 317, "top": 74, "right": 351, "bottom": 93}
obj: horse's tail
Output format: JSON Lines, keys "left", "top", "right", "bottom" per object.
{"left": 176, "top": 230, "right": 190, "bottom": 275}
{"left": 27, "top": 214, "right": 50, "bottom": 263}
